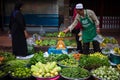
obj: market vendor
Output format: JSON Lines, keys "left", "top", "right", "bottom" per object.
{"left": 63, "top": 3, "right": 101, "bottom": 54}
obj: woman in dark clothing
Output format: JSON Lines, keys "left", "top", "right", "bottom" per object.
{"left": 9, "top": 1, "right": 28, "bottom": 57}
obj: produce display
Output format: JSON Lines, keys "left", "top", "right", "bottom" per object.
{"left": 0, "top": 34, "right": 119, "bottom": 80}
{"left": 91, "top": 66, "right": 120, "bottom": 80}
{"left": 0, "top": 70, "right": 7, "bottom": 78}
{"left": 34, "top": 39, "right": 77, "bottom": 47}
{"left": 33, "top": 32, "right": 76, "bottom": 47}
{"left": 10, "top": 67, "right": 31, "bottom": 78}
{"left": 44, "top": 32, "right": 72, "bottom": 37}
{"left": 58, "top": 58, "right": 79, "bottom": 68}
{"left": 72, "top": 53, "right": 81, "bottom": 60}
{"left": 101, "top": 48, "right": 111, "bottom": 55}
{"left": 113, "top": 47, "right": 120, "bottom": 55}
{"left": 103, "top": 37, "right": 118, "bottom": 44}
{"left": 56, "top": 38, "right": 66, "bottom": 49}
{"left": 29, "top": 51, "right": 46, "bottom": 65}
{"left": 117, "top": 64, "right": 120, "bottom": 70}
{"left": 0, "top": 51, "right": 15, "bottom": 64}
{"left": 79, "top": 52, "right": 110, "bottom": 70}
{"left": 0, "top": 56, "right": 4, "bottom": 64}
{"left": 31, "top": 61, "right": 61, "bottom": 78}
{"left": 58, "top": 31, "right": 65, "bottom": 37}
{"left": 60, "top": 67, "right": 90, "bottom": 79}
{"left": 29, "top": 51, "right": 70, "bottom": 66}
{"left": 100, "top": 36, "right": 118, "bottom": 48}
{"left": 1, "top": 59, "right": 29, "bottom": 74}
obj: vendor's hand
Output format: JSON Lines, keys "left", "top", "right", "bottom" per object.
{"left": 78, "top": 33, "right": 82, "bottom": 36}
{"left": 63, "top": 28, "right": 69, "bottom": 33}
{"left": 24, "top": 30, "right": 30, "bottom": 38}
{"left": 96, "top": 28, "right": 100, "bottom": 34}
{"left": 78, "top": 32, "right": 82, "bottom": 36}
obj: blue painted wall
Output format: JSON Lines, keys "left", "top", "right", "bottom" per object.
{"left": 5, "top": 14, "right": 59, "bottom": 26}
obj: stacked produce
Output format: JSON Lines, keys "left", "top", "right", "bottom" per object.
{"left": 60, "top": 67, "right": 90, "bottom": 79}
{"left": 10, "top": 67, "right": 31, "bottom": 78}
{"left": 101, "top": 48, "right": 111, "bottom": 55}
{"left": 0, "top": 56, "right": 4, "bottom": 64}
{"left": 91, "top": 66, "right": 120, "bottom": 80}
{"left": 44, "top": 32, "right": 72, "bottom": 37}
{"left": 117, "top": 64, "right": 120, "bottom": 70}
{"left": 113, "top": 47, "right": 120, "bottom": 55}
{"left": 29, "top": 51, "right": 70, "bottom": 66}
{"left": 0, "top": 51, "right": 15, "bottom": 65}
{"left": 58, "top": 57, "right": 79, "bottom": 68}
{"left": 101, "top": 37, "right": 118, "bottom": 48}
{"left": 57, "top": 31, "right": 65, "bottom": 38}
{"left": 3, "top": 59, "right": 30, "bottom": 72}
{"left": 31, "top": 61, "right": 61, "bottom": 78}
{"left": 103, "top": 37, "right": 118, "bottom": 44}
{"left": 45, "top": 32, "right": 58, "bottom": 37}
{"left": 72, "top": 53, "right": 81, "bottom": 60}
{"left": 0, "top": 70, "right": 7, "bottom": 78}
{"left": 79, "top": 52, "right": 110, "bottom": 70}
{"left": 35, "top": 39, "right": 77, "bottom": 47}
{"left": 29, "top": 51, "right": 46, "bottom": 65}
{"left": 0, "top": 59, "right": 31, "bottom": 79}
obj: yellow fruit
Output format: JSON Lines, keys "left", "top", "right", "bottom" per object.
{"left": 117, "top": 64, "right": 120, "bottom": 70}
{"left": 100, "top": 43, "right": 106, "bottom": 47}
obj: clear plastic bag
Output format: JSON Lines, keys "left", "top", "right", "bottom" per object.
{"left": 93, "top": 34, "right": 104, "bottom": 43}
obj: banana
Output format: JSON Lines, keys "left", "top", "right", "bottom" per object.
{"left": 117, "top": 64, "right": 120, "bottom": 70}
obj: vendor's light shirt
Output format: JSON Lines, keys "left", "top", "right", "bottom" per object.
{"left": 68, "top": 9, "right": 99, "bottom": 31}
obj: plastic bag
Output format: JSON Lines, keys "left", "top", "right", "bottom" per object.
{"left": 93, "top": 34, "right": 104, "bottom": 43}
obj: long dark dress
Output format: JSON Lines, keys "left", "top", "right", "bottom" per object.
{"left": 9, "top": 10, "right": 28, "bottom": 57}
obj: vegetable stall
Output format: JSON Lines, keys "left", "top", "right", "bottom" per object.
{"left": 0, "top": 32, "right": 120, "bottom": 80}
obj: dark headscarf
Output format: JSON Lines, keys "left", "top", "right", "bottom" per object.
{"left": 14, "top": 1, "right": 23, "bottom": 10}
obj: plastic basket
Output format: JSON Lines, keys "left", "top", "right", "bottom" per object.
{"left": 48, "top": 47, "right": 68, "bottom": 54}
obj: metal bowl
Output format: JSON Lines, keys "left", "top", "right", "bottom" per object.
{"left": 101, "top": 48, "right": 111, "bottom": 55}
{"left": 60, "top": 73, "right": 90, "bottom": 80}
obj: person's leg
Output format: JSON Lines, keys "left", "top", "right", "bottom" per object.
{"left": 83, "top": 42, "right": 90, "bottom": 54}
{"left": 76, "top": 33, "right": 83, "bottom": 53}
{"left": 73, "top": 29, "right": 83, "bottom": 53}
{"left": 93, "top": 40, "right": 101, "bottom": 52}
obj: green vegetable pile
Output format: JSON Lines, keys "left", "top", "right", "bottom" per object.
{"left": 58, "top": 58, "right": 79, "bottom": 68}
{"left": 3, "top": 59, "right": 30, "bottom": 73}
{"left": 0, "top": 51, "right": 15, "bottom": 64}
{"left": 0, "top": 70, "right": 7, "bottom": 78}
{"left": 61, "top": 67, "right": 90, "bottom": 79}
{"left": 44, "top": 32, "right": 73, "bottom": 37}
{"left": 79, "top": 53, "right": 110, "bottom": 70}
{"left": 11, "top": 67, "right": 31, "bottom": 78}
{"left": 29, "top": 51, "right": 46, "bottom": 65}
{"left": 91, "top": 66, "right": 120, "bottom": 80}
{"left": 58, "top": 32, "right": 65, "bottom": 37}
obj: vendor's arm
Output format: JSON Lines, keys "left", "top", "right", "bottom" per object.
{"left": 63, "top": 14, "right": 79, "bottom": 33}
{"left": 88, "top": 10, "right": 100, "bottom": 33}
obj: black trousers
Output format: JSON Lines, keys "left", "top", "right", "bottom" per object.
{"left": 72, "top": 29, "right": 83, "bottom": 53}
{"left": 83, "top": 40, "right": 101, "bottom": 54}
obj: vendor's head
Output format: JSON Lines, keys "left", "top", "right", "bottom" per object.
{"left": 75, "top": 3, "right": 84, "bottom": 15}
{"left": 14, "top": 0, "right": 23, "bottom": 10}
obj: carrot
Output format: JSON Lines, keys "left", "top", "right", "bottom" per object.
{"left": 0, "top": 56, "right": 4, "bottom": 61}
{"left": 73, "top": 53, "right": 81, "bottom": 60}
